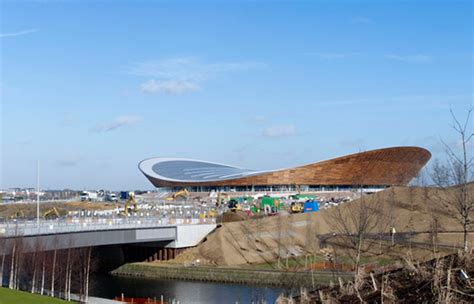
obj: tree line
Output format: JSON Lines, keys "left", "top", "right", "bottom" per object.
{"left": 0, "top": 235, "right": 94, "bottom": 302}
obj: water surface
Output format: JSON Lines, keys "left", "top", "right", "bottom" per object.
{"left": 91, "top": 274, "right": 290, "bottom": 304}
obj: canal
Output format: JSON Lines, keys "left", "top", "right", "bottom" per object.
{"left": 91, "top": 274, "right": 291, "bottom": 303}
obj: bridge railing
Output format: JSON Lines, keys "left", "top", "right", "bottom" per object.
{"left": 0, "top": 216, "right": 216, "bottom": 237}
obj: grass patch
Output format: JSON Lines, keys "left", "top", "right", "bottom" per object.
{"left": 0, "top": 288, "right": 68, "bottom": 304}
{"left": 251, "top": 254, "right": 399, "bottom": 270}
{"left": 252, "top": 255, "right": 327, "bottom": 270}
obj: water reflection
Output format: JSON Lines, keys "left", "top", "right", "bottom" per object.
{"left": 91, "top": 274, "right": 289, "bottom": 303}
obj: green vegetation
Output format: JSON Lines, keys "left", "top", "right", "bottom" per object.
{"left": 112, "top": 263, "right": 353, "bottom": 287}
{"left": 252, "top": 254, "right": 399, "bottom": 270}
{"left": 252, "top": 255, "right": 325, "bottom": 270}
{"left": 0, "top": 288, "right": 68, "bottom": 304}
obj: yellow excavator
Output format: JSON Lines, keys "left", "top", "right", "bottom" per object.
{"left": 290, "top": 201, "right": 304, "bottom": 214}
{"left": 43, "top": 207, "right": 60, "bottom": 219}
{"left": 165, "top": 188, "right": 189, "bottom": 201}
{"left": 208, "top": 209, "right": 217, "bottom": 218}
{"left": 122, "top": 193, "right": 138, "bottom": 216}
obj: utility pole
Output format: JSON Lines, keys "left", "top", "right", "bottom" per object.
{"left": 37, "top": 160, "right": 40, "bottom": 230}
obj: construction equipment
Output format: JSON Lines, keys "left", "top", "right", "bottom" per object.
{"left": 290, "top": 201, "right": 304, "bottom": 213}
{"left": 165, "top": 188, "right": 189, "bottom": 201}
{"left": 261, "top": 196, "right": 281, "bottom": 210}
{"left": 228, "top": 199, "right": 241, "bottom": 212}
{"left": 43, "top": 207, "right": 60, "bottom": 219}
{"left": 123, "top": 192, "right": 138, "bottom": 216}
{"left": 303, "top": 200, "right": 319, "bottom": 213}
{"left": 208, "top": 209, "right": 217, "bottom": 217}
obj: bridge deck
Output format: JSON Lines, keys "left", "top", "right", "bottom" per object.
{"left": 0, "top": 217, "right": 217, "bottom": 253}
{"left": 0, "top": 217, "right": 215, "bottom": 237}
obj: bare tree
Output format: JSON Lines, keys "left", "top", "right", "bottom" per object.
{"left": 8, "top": 239, "right": 16, "bottom": 289}
{"left": 50, "top": 236, "right": 59, "bottom": 298}
{"left": 8, "top": 236, "right": 24, "bottom": 290}
{"left": 13, "top": 240, "right": 22, "bottom": 290}
{"left": 78, "top": 246, "right": 93, "bottom": 302}
{"left": 30, "top": 243, "right": 39, "bottom": 293}
{"left": 413, "top": 168, "right": 441, "bottom": 255}
{"left": 325, "top": 186, "right": 387, "bottom": 276}
{"left": 277, "top": 213, "right": 283, "bottom": 268}
{"left": 40, "top": 250, "right": 46, "bottom": 295}
{"left": 51, "top": 247, "right": 57, "bottom": 297}
{"left": 431, "top": 107, "right": 473, "bottom": 252}
{"left": 0, "top": 237, "right": 5, "bottom": 288}
{"left": 65, "top": 247, "right": 72, "bottom": 301}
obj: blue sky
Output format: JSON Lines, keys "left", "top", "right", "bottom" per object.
{"left": 1, "top": 0, "right": 472, "bottom": 190}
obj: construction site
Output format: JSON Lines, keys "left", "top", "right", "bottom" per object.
{"left": 1, "top": 147, "right": 473, "bottom": 303}
{"left": 2, "top": 179, "right": 473, "bottom": 301}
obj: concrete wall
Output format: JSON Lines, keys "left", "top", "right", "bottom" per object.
{"left": 166, "top": 224, "right": 216, "bottom": 248}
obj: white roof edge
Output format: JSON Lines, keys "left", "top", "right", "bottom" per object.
{"left": 138, "top": 157, "right": 273, "bottom": 183}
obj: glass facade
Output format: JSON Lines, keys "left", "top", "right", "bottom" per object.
{"left": 158, "top": 185, "right": 387, "bottom": 193}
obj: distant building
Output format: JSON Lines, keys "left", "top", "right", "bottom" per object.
{"left": 139, "top": 147, "right": 431, "bottom": 192}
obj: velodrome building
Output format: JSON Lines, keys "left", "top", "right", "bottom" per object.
{"left": 138, "top": 147, "right": 431, "bottom": 192}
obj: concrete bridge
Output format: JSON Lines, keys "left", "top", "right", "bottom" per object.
{"left": 0, "top": 217, "right": 217, "bottom": 257}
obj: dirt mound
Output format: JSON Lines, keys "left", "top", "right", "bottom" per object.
{"left": 219, "top": 211, "right": 250, "bottom": 223}
{"left": 0, "top": 201, "right": 115, "bottom": 218}
{"left": 164, "top": 185, "right": 474, "bottom": 267}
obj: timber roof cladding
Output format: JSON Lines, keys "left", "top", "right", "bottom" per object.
{"left": 138, "top": 147, "right": 431, "bottom": 188}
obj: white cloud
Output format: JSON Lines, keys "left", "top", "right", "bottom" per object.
{"left": 0, "top": 29, "right": 39, "bottom": 38}
{"left": 384, "top": 54, "right": 432, "bottom": 63}
{"left": 92, "top": 116, "right": 143, "bottom": 133}
{"left": 131, "top": 57, "right": 262, "bottom": 94}
{"left": 263, "top": 124, "right": 296, "bottom": 137}
{"left": 140, "top": 79, "right": 200, "bottom": 94}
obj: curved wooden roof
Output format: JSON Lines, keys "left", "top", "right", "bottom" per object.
{"left": 140, "top": 146, "right": 431, "bottom": 188}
